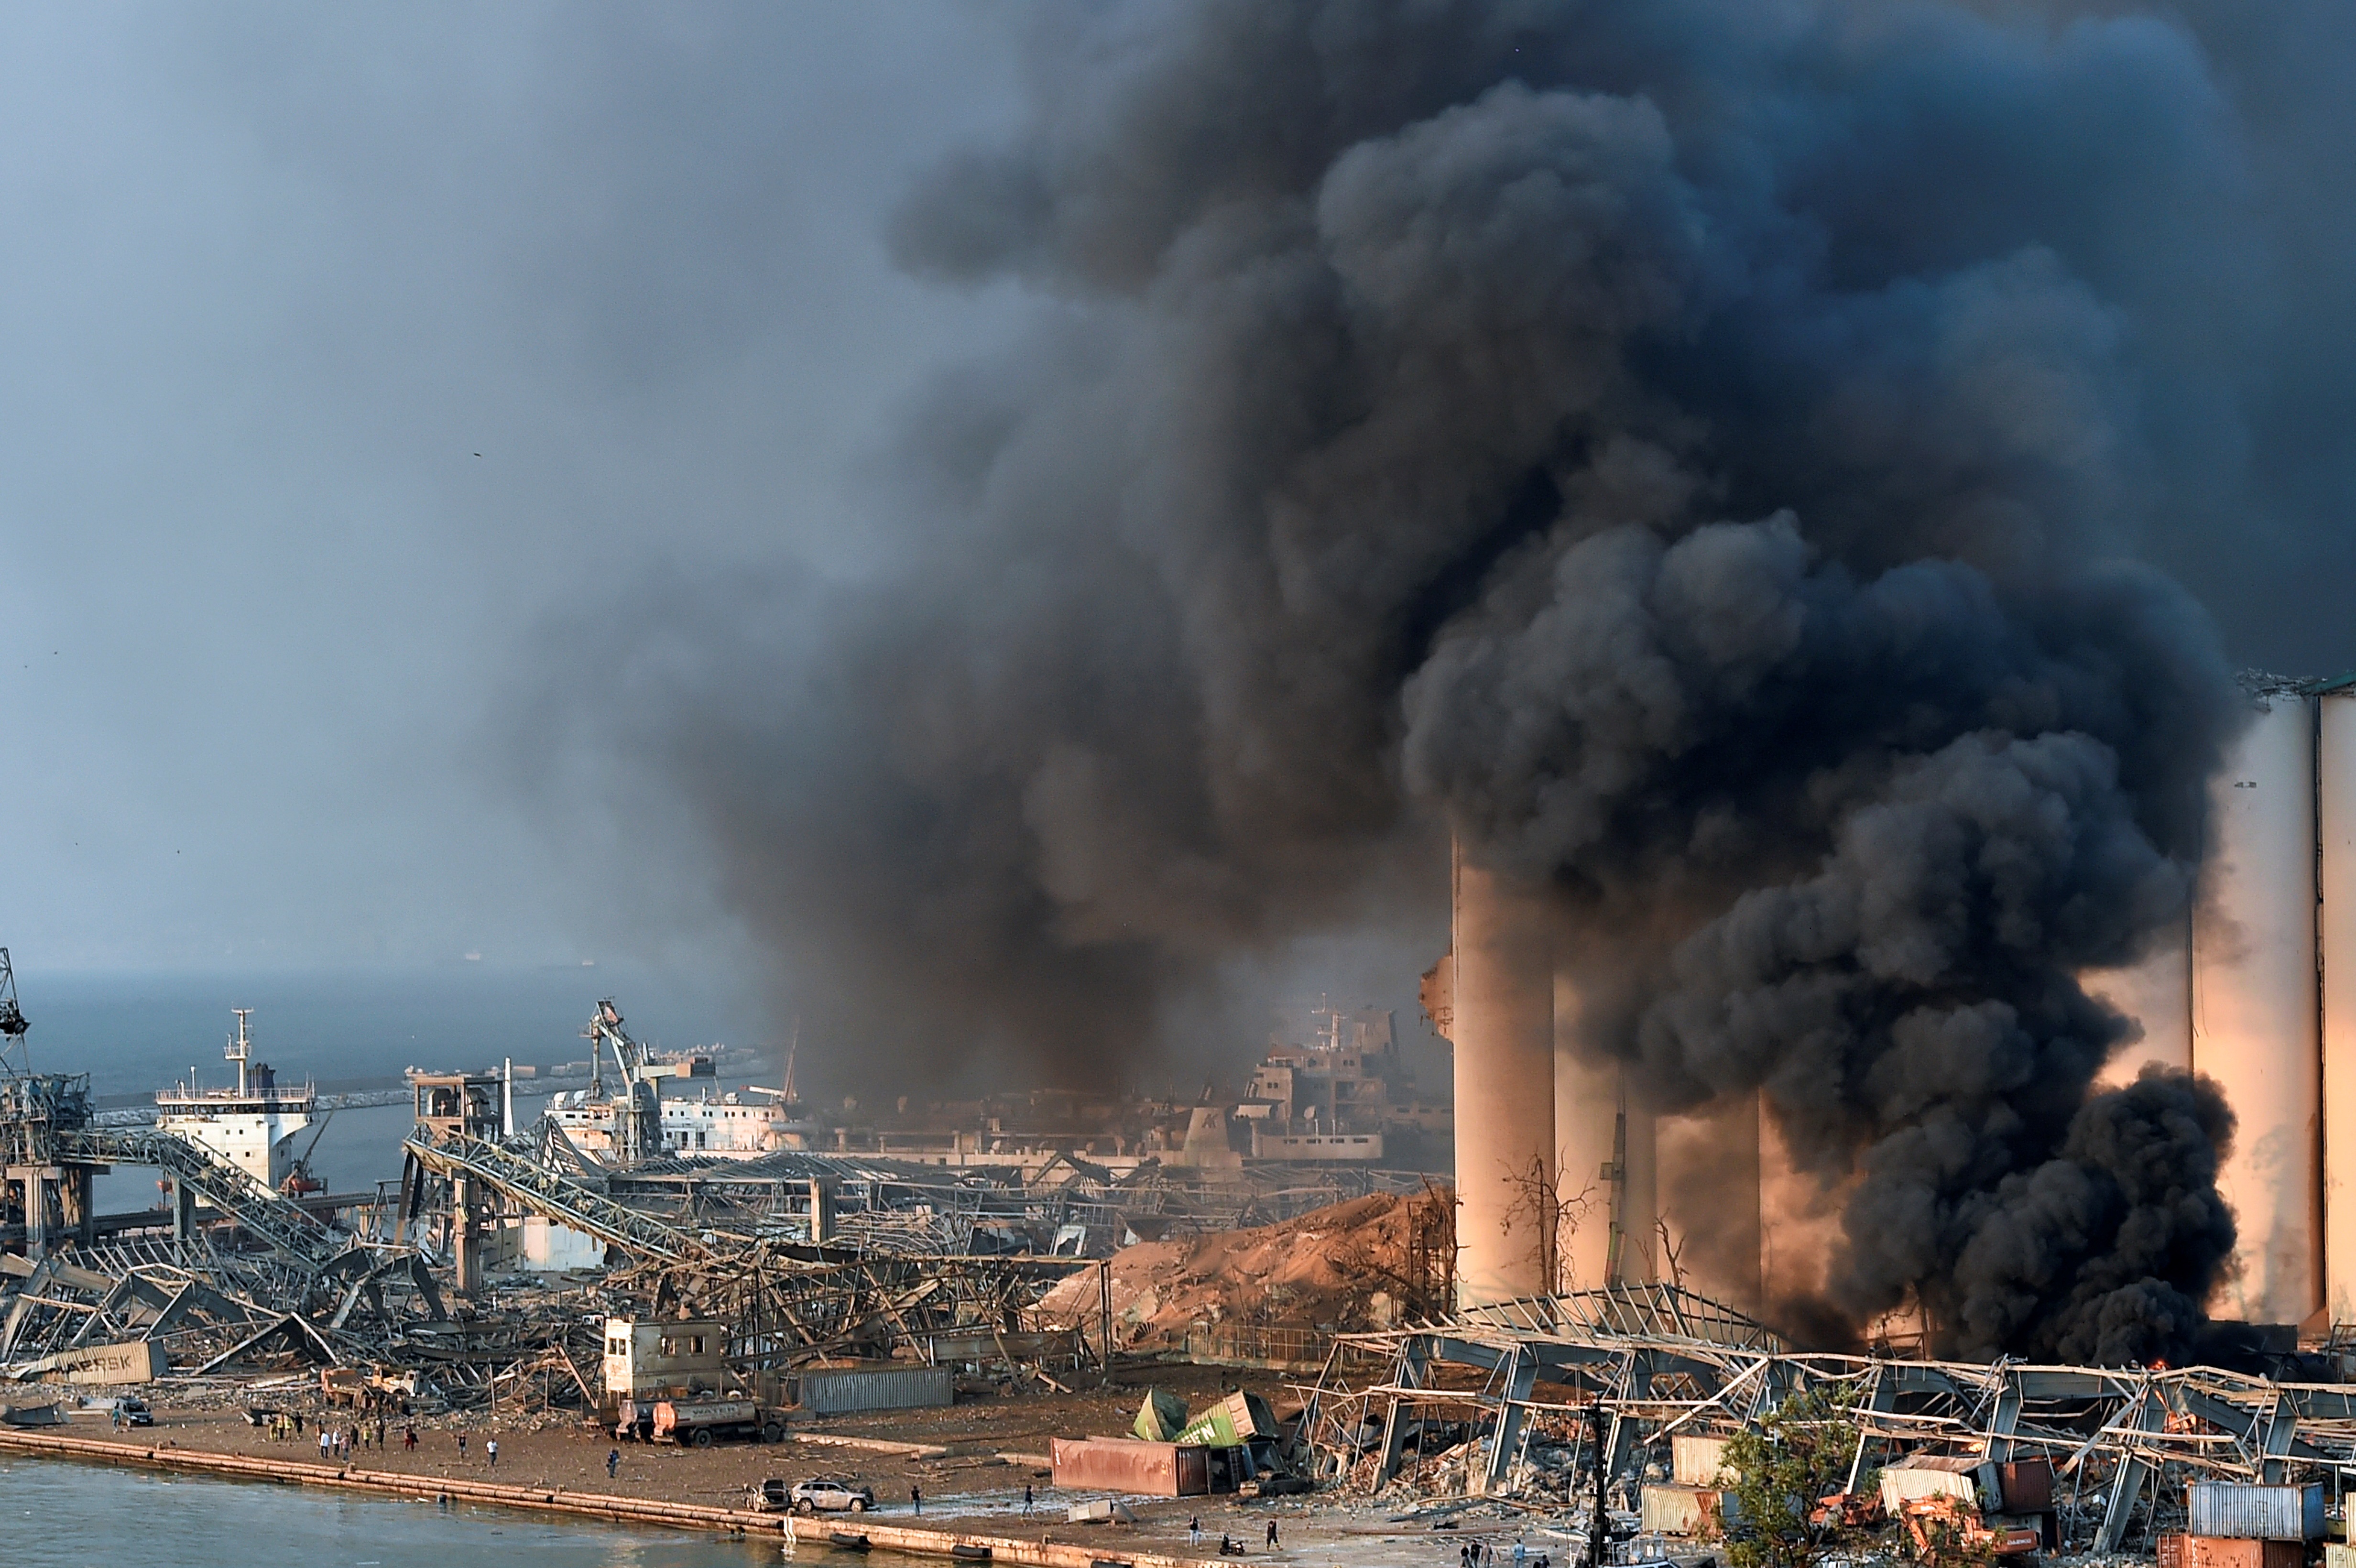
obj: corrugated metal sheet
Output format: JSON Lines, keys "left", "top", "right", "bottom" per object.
{"left": 1880, "top": 1466, "right": 1979, "bottom": 1513}
{"left": 1640, "top": 1483, "right": 1726, "bottom": 1537}
{"left": 1671, "top": 1435, "right": 1731, "bottom": 1487}
{"left": 50, "top": 1339, "right": 166, "bottom": 1385}
{"left": 2188, "top": 1483, "right": 2326, "bottom": 1542}
{"left": 796, "top": 1366, "right": 954, "bottom": 1416}
{"left": 2161, "top": 1535, "right": 2307, "bottom": 1568}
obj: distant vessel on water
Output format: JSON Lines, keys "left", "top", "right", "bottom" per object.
{"left": 152, "top": 1010, "right": 327, "bottom": 1193}
{"left": 544, "top": 998, "right": 819, "bottom": 1161}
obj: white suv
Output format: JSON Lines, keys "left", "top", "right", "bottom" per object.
{"left": 788, "top": 1480, "right": 875, "bottom": 1514}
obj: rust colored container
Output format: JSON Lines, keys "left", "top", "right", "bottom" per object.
{"left": 1999, "top": 1459, "right": 2054, "bottom": 1513}
{"left": 2160, "top": 1534, "right": 2307, "bottom": 1568}
{"left": 1050, "top": 1437, "right": 1225, "bottom": 1497}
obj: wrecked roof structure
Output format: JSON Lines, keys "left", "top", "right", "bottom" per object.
{"left": 1299, "top": 1282, "right": 2356, "bottom": 1553}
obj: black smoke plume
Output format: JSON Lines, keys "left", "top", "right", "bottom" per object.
{"left": 562, "top": 2, "right": 2281, "bottom": 1357}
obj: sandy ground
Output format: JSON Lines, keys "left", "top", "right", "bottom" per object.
{"left": 47, "top": 1361, "right": 1557, "bottom": 1568}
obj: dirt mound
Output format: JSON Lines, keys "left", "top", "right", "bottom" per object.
{"left": 1033, "top": 1187, "right": 1452, "bottom": 1348}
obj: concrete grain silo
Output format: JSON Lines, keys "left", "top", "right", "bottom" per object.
{"left": 2315, "top": 681, "right": 2356, "bottom": 1324}
{"left": 1551, "top": 989, "right": 1655, "bottom": 1291}
{"left": 2084, "top": 911, "right": 2193, "bottom": 1088}
{"left": 1449, "top": 848, "right": 1557, "bottom": 1307}
{"left": 2192, "top": 683, "right": 2322, "bottom": 1328}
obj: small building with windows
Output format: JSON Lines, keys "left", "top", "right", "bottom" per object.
{"left": 601, "top": 1316, "right": 728, "bottom": 1413}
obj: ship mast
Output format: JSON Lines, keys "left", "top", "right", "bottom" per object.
{"left": 226, "top": 1008, "right": 253, "bottom": 1097}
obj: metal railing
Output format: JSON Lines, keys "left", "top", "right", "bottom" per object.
{"left": 1181, "top": 1324, "right": 1332, "bottom": 1370}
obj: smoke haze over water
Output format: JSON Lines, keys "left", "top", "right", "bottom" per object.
{"left": 553, "top": 0, "right": 2356, "bottom": 1356}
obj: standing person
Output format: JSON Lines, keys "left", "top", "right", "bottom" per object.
{"left": 376, "top": 1416, "right": 386, "bottom": 1451}
{"left": 404, "top": 1426, "right": 417, "bottom": 1452}
{"left": 607, "top": 1448, "right": 620, "bottom": 1479}
{"left": 486, "top": 1438, "right": 498, "bottom": 1469}
{"left": 293, "top": 1411, "right": 304, "bottom": 1437}
{"left": 317, "top": 1428, "right": 330, "bottom": 1462}
{"left": 1189, "top": 1517, "right": 1201, "bottom": 1547}
{"left": 1023, "top": 1482, "right": 1033, "bottom": 1515}
{"left": 457, "top": 1432, "right": 468, "bottom": 1459}
{"left": 1513, "top": 1540, "right": 1527, "bottom": 1568}
{"left": 1266, "top": 1520, "right": 1279, "bottom": 1550}
{"left": 910, "top": 1484, "right": 922, "bottom": 1516}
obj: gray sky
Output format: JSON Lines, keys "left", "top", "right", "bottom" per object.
{"left": 0, "top": 5, "right": 1021, "bottom": 969}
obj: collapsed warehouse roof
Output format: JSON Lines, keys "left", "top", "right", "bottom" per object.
{"left": 1298, "top": 1282, "right": 2356, "bottom": 1553}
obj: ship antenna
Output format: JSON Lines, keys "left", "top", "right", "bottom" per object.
{"left": 227, "top": 1007, "right": 252, "bottom": 1097}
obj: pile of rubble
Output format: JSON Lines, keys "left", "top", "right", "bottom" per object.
{"left": 1031, "top": 1185, "right": 1453, "bottom": 1350}
{"left": 1302, "top": 1284, "right": 2356, "bottom": 1560}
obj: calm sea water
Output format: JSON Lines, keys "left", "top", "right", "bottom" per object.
{"left": 0, "top": 1451, "right": 861, "bottom": 1568}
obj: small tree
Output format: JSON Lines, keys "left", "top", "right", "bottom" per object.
{"left": 1715, "top": 1383, "right": 1877, "bottom": 1568}
{"left": 1499, "top": 1153, "right": 1601, "bottom": 1294}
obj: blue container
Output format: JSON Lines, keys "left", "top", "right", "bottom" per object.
{"left": 2185, "top": 1482, "right": 2326, "bottom": 1541}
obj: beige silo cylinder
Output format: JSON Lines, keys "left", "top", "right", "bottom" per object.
{"left": 1451, "top": 847, "right": 1557, "bottom": 1307}
{"left": 1554, "top": 976, "right": 1620, "bottom": 1293}
{"left": 2085, "top": 908, "right": 2193, "bottom": 1088}
{"left": 2317, "top": 687, "right": 2356, "bottom": 1325}
{"left": 1553, "top": 975, "right": 1659, "bottom": 1291}
{"left": 2192, "top": 689, "right": 2322, "bottom": 1328}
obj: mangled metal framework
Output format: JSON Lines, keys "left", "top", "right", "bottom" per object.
{"left": 1301, "top": 1284, "right": 2356, "bottom": 1553}
{"left": 400, "top": 1126, "right": 1108, "bottom": 1381}
{"left": 0, "top": 1082, "right": 461, "bottom": 1390}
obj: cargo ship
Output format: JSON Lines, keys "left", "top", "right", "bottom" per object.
{"left": 153, "top": 1010, "right": 325, "bottom": 1192}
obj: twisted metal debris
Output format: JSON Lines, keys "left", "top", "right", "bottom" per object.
{"left": 1296, "top": 1284, "right": 2356, "bottom": 1554}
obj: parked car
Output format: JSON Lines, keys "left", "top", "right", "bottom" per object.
{"left": 789, "top": 1479, "right": 875, "bottom": 1514}
{"left": 115, "top": 1398, "right": 153, "bottom": 1427}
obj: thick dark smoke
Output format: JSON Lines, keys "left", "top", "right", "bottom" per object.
{"left": 559, "top": 1, "right": 2304, "bottom": 1357}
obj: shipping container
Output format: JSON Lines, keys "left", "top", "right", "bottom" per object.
{"left": 1880, "top": 1462, "right": 1980, "bottom": 1514}
{"left": 795, "top": 1366, "right": 955, "bottom": 1417}
{"left": 2161, "top": 1535, "right": 2307, "bottom": 1568}
{"left": 2188, "top": 1483, "right": 2327, "bottom": 1541}
{"left": 1671, "top": 1435, "right": 1733, "bottom": 1487}
{"left": 1050, "top": 1437, "right": 1243, "bottom": 1498}
{"left": 1641, "top": 1483, "right": 1729, "bottom": 1537}
{"left": 1997, "top": 1459, "right": 2054, "bottom": 1514}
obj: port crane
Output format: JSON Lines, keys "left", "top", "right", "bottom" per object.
{"left": 0, "top": 947, "right": 28, "bottom": 1077}
{"left": 582, "top": 997, "right": 706, "bottom": 1165}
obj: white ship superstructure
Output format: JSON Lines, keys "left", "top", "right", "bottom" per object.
{"left": 153, "top": 1010, "right": 320, "bottom": 1189}
{"left": 544, "top": 998, "right": 807, "bottom": 1162}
